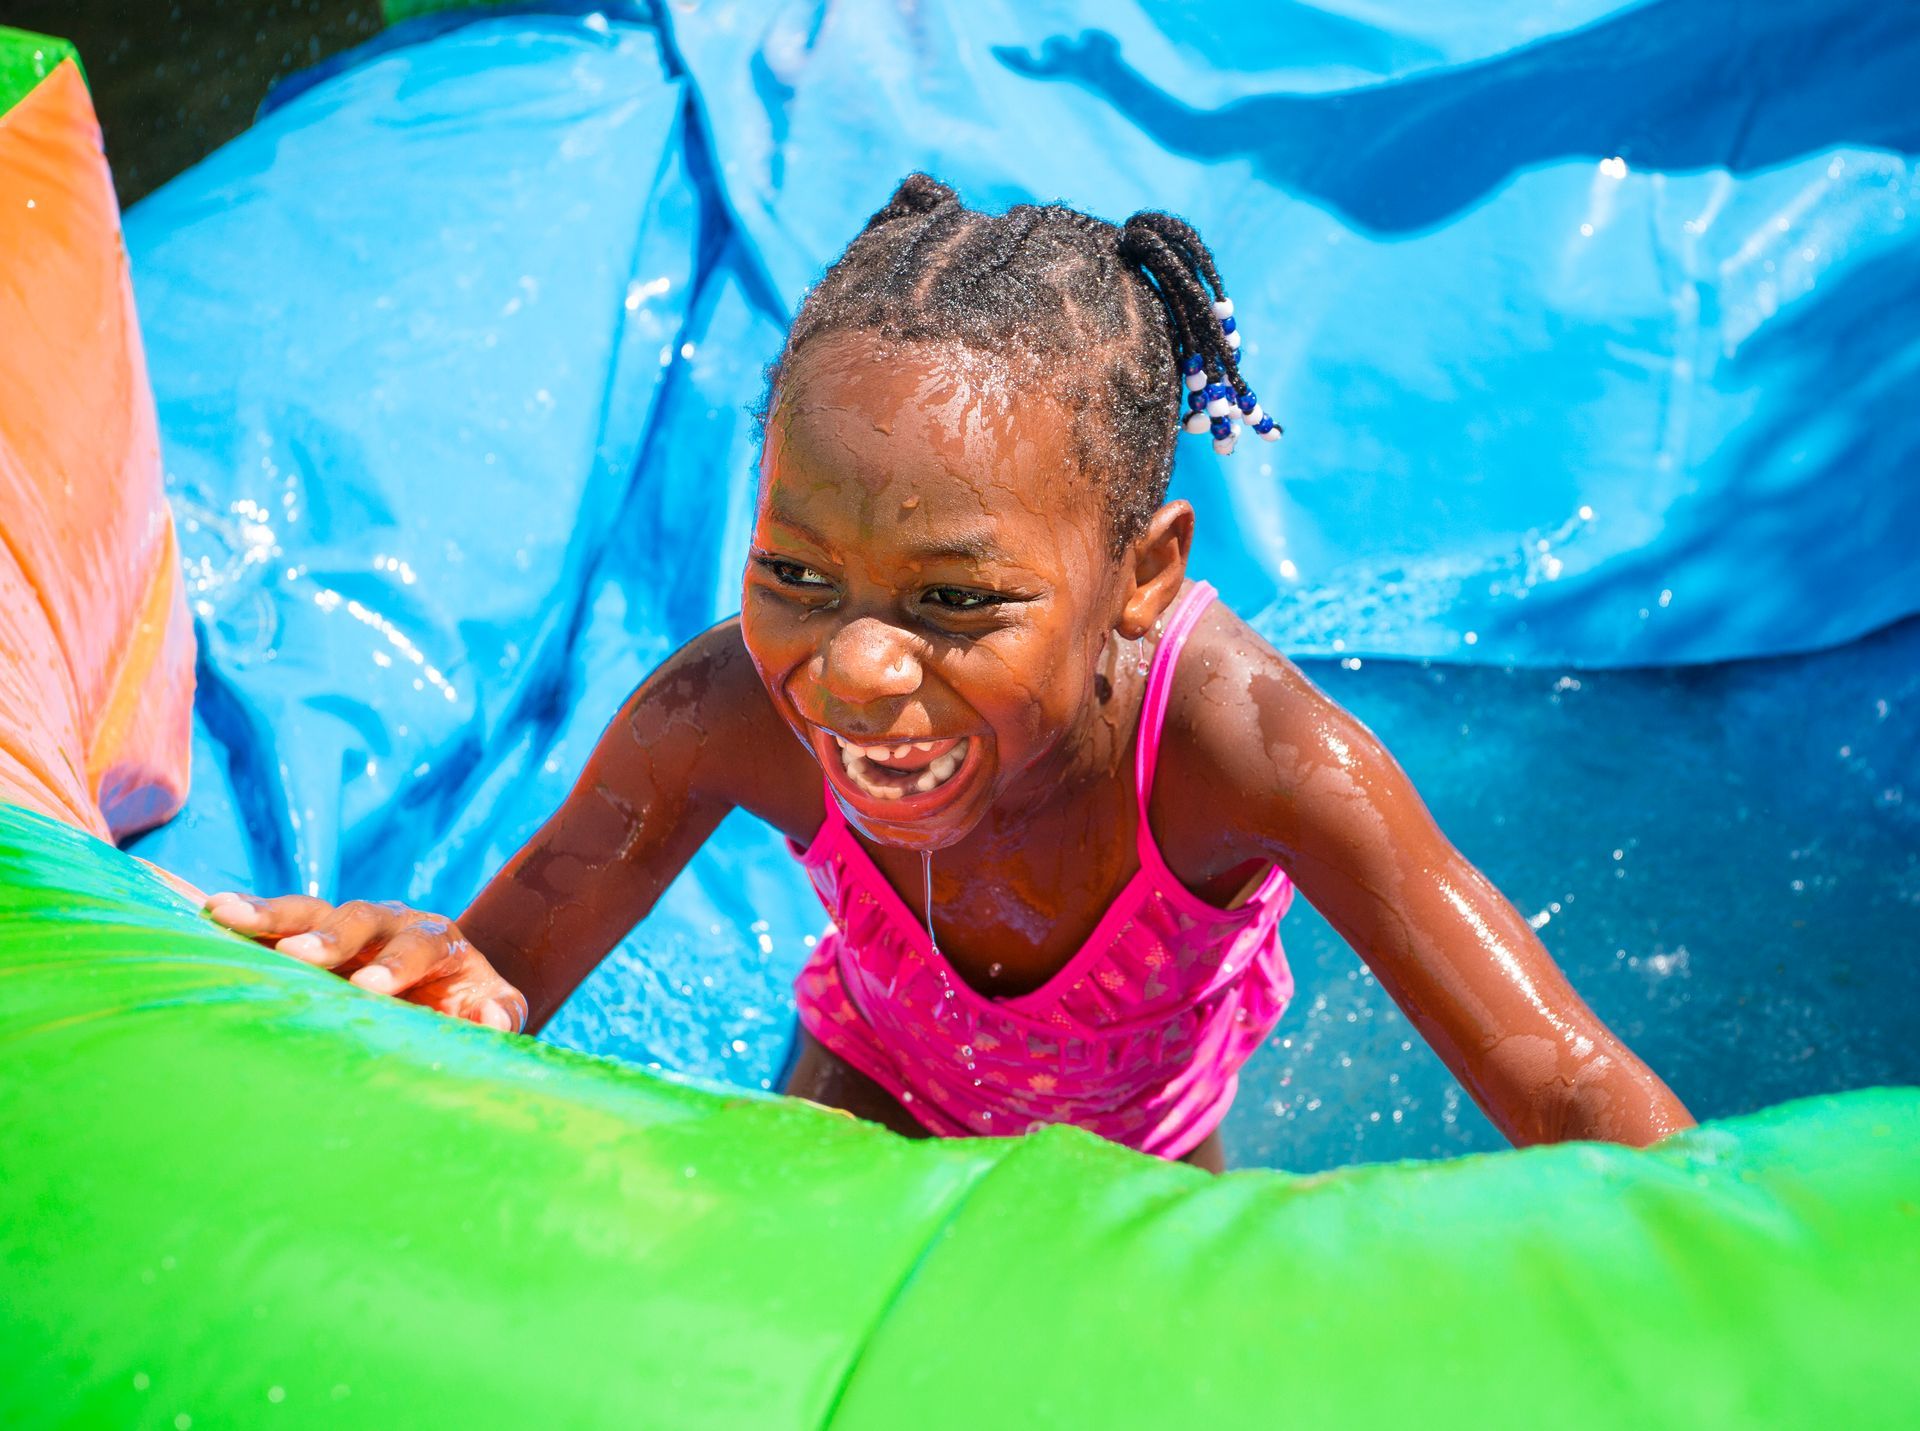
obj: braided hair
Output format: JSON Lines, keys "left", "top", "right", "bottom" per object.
{"left": 764, "top": 173, "right": 1280, "bottom": 553}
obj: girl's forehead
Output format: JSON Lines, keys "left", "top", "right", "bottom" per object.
{"left": 763, "top": 336, "right": 1101, "bottom": 542}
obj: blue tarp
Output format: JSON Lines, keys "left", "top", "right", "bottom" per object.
{"left": 124, "top": 2, "right": 1920, "bottom": 1148}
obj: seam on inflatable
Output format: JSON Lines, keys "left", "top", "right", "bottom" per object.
{"left": 815, "top": 1152, "right": 1005, "bottom": 1429}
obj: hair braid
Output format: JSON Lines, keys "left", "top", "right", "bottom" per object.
{"left": 1123, "top": 210, "right": 1281, "bottom": 445}
{"left": 1127, "top": 212, "right": 1228, "bottom": 304}
{"left": 1118, "top": 221, "right": 1242, "bottom": 391}
{"left": 864, "top": 172, "right": 956, "bottom": 229}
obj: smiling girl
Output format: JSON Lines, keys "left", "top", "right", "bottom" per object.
{"left": 205, "top": 175, "right": 1692, "bottom": 1170}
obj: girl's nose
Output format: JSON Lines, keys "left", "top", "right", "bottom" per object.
{"left": 816, "top": 616, "right": 922, "bottom": 704}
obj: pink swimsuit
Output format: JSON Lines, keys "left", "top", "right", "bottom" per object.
{"left": 788, "top": 580, "right": 1296, "bottom": 1160}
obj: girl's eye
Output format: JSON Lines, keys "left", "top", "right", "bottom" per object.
{"left": 924, "top": 586, "right": 1003, "bottom": 611}
{"left": 759, "top": 558, "right": 832, "bottom": 589}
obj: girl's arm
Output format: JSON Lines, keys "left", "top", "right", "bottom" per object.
{"left": 207, "top": 619, "right": 802, "bottom": 1035}
{"left": 1191, "top": 627, "right": 1695, "bottom": 1148}
{"left": 459, "top": 620, "right": 780, "bottom": 1031}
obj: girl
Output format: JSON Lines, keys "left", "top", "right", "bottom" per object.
{"left": 205, "top": 175, "right": 1693, "bottom": 1171}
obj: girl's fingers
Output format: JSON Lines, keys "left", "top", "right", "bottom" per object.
{"left": 407, "top": 967, "right": 527, "bottom": 1034}
{"left": 280, "top": 899, "right": 413, "bottom": 970}
{"left": 211, "top": 892, "right": 524, "bottom": 1036}
{"left": 203, "top": 891, "right": 336, "bottom": 939}
{"left": 488, "top": 984, "right": 530, "bottom": 1034}
{"left": 275, "top": 931, "right": 350, "bottom": 969}
{"left": 348, "top": 921, "right": 457, "bottom": 997}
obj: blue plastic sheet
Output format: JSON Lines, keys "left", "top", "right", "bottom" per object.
{"left": 123, "top": 3, "right": 1920, "bottom": 1155}
{"left": 665, "top": 0, "right": 1920, "bottom": 666}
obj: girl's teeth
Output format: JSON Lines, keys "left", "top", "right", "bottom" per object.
{"left": 834, "top": 734, "right": 969, "bottom": 802}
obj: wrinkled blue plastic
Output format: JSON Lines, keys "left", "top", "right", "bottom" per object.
{"left": 665, "top": 0, "right": 1920, "bottom": 666}
{"left": 123, "top": 4, "right": 1920, "bottom": 1163}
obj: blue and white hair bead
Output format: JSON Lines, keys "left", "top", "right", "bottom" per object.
{"left": 1183, "top": 388, "right": 1211, "bottom": 435}
{"left": 1178, "top": 294, "right": 1281, "bottom": 455}
{"left": 1237, "top": 388, "right": 1279, "bottom": 441}
{"left": 1213, "top": 298, "right": 1242, "bottom": 353}
{"left": 1201, "top": 375, "right": 1240, "bottom": 455}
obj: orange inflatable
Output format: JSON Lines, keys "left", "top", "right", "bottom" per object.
{"left": 0, "top": 36, "right": 194, "bottom": 841}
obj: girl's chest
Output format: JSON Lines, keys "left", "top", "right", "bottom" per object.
{"left": 860, "top": 785, "right": 1262, "bottom": 1000}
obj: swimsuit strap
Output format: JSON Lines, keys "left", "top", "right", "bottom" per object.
{"left": 1133, "top": 580, "right": 1217, "bottom": 857}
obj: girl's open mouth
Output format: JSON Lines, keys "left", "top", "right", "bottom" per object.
{"left": 813, "top": 728, "right": 980, "bottom": 818}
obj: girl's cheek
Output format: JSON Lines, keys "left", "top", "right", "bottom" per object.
{"left": 741, "top": 594, "right": 802, "bottom": 654}
{"left": 971, "top": 640, "right": 1076, "bottom": 746}
{"left": 737, "top": 608, "right": 795, "bottom": 694}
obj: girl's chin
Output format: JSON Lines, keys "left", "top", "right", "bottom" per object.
{"left": 837, "top": 798, "right": 986, "bottom": 851}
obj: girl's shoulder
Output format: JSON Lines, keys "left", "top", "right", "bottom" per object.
{"left": 1154, "top": 591, "right": 1392, "bottom": 862}
{"left": 1163, "top": 592, "right": 1325, "bottom": 760}
{"left": 620, "top": 617, "right": 825, "bottom": 843}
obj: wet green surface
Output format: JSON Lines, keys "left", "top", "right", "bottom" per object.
{"left": 4, "top": 801, "right": 1918, "bottom": 1426}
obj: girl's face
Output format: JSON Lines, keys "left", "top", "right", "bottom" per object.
{"left": 742, "top": 334, "right": 1155, "bottom": 851}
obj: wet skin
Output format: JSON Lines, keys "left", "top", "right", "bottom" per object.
{"left": 206, "top": 332, "right": 1694, "bottom": 1162}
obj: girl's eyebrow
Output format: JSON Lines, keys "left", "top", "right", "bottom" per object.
{"left": 766, "top": 511, "right": 1005, "bottom": 566}
{"left": 761, "top": 511, "right": 836, "bottom": 553}
{"left": 905, "top": 533, "right": 998, "bottom": 563}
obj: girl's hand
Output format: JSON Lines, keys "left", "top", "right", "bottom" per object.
{"left": 203, "top": 892, "right": 528, "bottom": 1033}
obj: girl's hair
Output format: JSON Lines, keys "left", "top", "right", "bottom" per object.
{"left": 765, "top": 173, "right": 1266, "bottom": 552}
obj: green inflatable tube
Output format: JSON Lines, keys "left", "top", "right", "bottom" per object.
{"left": 1, "top": 803, "right": 1915, "bottom": 1428}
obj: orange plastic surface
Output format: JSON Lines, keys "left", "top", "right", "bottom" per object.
{"left": 0, "top": 58, "right": 193, "bottom": 840}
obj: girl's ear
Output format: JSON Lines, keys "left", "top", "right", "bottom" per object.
{"left": 1117, "top": 501, "right": 1195, "bottom": 638}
